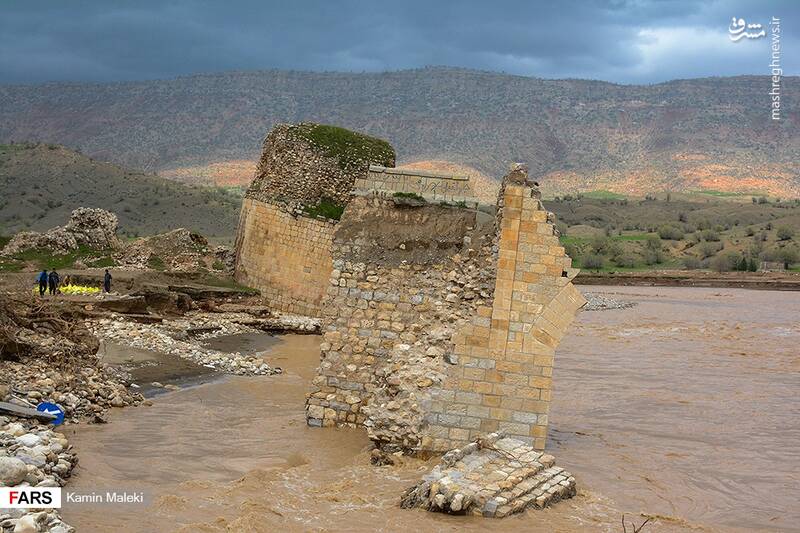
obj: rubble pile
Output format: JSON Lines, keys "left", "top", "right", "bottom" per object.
{"left": 0, "top": 419, "right": 76, "bottom": 488}
{"left": 1, "top": 208, "right": 120, "bottom": 257}
{"left": 0, "top": 297, "right": 142, "bottom": 422}
{"left": 87, "top": 311, "right": 319, "bottom": 376}
{"left": 0, "top": 511, "right": 73, "bottom": 533}
{"left": 115, "top": 228, "right": 232, "bottom": 273}
{"left": 400, "top": 432, "right": 576, "bottom": 518}
{"left": 0, "top": 418, "right": 77, "bottom": 533}
{"left": 3, "top": 361, "right": 141, "bottom": 422}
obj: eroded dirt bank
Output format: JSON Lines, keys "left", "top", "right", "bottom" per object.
{"left": 59, "top": 287, "right": 798, "bottom": 532}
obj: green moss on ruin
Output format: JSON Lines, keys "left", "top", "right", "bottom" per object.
{"left": 290, "top": 123, "right": 395, "bottom": 171}
{"left": 303, "top": 197, "right": 345, "bottom": 220}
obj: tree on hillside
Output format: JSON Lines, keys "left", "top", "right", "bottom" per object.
{"left": 590, "top": 235, "right": 608, "bottom": 254}
{"left": 710, "top": 251, "right": 739, "bottom": 272}
{"left": 658, "top": 224, "right": 684, "bottom": 240}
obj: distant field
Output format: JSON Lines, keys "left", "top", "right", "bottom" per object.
{"left": 579, "top": 190, "right": 627, "bottom": 200}
{"left": 546, "top": 195, "right": 800, "bottom": 272}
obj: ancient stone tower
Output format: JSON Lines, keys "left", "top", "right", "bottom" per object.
{"left": 234, "top": 123, "right": 395, "bottom": 316}
{"left": 305, "top": 164, "right": 586, "bottom": 453}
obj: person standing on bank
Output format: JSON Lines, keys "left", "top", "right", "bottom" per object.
{"left": 103, "top": 269, "right": 112, "bottom": 293}
{"left": 48, "top": 270, "right": 60, "bottom": 296}
{"left": 37, "top": 269, "right": 48, "bottom": 297}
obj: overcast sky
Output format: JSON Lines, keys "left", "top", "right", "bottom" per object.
{"left": 0, "top": 0, "right": 796, "bottom": 85}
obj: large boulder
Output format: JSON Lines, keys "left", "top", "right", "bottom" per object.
{"left": 63, "top": 207, "right": 121, "bottom": 250}
{"left": 0, "top": 456, "right": 28, "bottom": 486}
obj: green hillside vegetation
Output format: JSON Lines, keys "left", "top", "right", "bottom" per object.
{"left": 0, "top": 244, "right": 116, "bottom": 273}
{"left": 544, "top": 193, "right": 800, "bottom": 272}
{"left": 0, "top": 143, "right": 241, "bottom": 240}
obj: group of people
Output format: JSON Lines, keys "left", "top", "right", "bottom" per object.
{"left": 35, "top": 269, "right": 112, "bottom": 296}
{"left": 36, "top": 269, "right": 62, "bottom": 296}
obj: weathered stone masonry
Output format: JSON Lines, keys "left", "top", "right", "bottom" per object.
{"left": 234, "top": 123, "right": 395, "bottom": 316}
{"left": 235, "top": 198, "right": 335, "bottom": 317}
{"left": 234, "top": 122, "right": 483, "bottom": 318}
{"left": 306, "top": 167, "right": 585, "bottom": 453}
{"left": 361, "top": 165, "right": 476, "bottom": 205}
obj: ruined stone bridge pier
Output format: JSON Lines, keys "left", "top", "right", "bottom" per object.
{"left": 234, "top": 122, "right": 585, "bottom": 455}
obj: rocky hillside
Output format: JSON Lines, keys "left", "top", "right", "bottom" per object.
{"left": 0, "top": 143, "right": 240, "bottom": 238}
{"left": 1, "top": 68, "right": 798, "bottom": 197}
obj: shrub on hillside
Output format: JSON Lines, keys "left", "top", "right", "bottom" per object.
{"left": 777, "top": 226, "right": 795, "bottom": 241}
{"left": 698, "top": 241, "right": 723, "bottom": 258}
{"left": 701, "top": 229, "right": 720, "bottom": 242}
{"left": 657, "top": 224, "right": 684, "bottom": 240}
{"left": 582, "top": 254, "right": 604, "bottom": 271}
{"left": 682, "top": 256, "right": 702, "bottom": 270}
{"left": 762, "top": 245, "right": 799, "bottom": 267}
{"left": 780, "top": 246, "right": 799, "bottom": 266}
{"left": 614, "top": 253, "right": 637, "bottom": 268}
{"left": 563, "top": 243, "right": 582, "bottom": 262}
{"left": 710, "top": 252, "right": 739, "bottom": 272}
{"left": 590, "top": 235, "right": 609, "bottom": 254}
{"left": 643, "top": 249, "right": 664, "bottom": 265}
{"left": 645, "top": 235, "right": 662, "bottom": 251}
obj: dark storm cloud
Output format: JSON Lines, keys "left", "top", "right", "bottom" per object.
{"left": 0, "top": 0, "right": 797, "bottom": 84}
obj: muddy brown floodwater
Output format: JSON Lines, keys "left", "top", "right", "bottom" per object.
{"left": 60, "top": 286, "right": 799, "bottom": 532}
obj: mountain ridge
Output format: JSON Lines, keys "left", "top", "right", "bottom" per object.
{"left": 1, "top": 67, "right": 797, "bottom": 196}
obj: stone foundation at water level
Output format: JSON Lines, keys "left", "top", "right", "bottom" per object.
{"left": 306, "top": 179, "right": 585, "bottom": 453}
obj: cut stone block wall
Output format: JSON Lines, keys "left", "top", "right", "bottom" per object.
{"left": 426, "top": 184, "right": 585, "bottom": 451}
{"left": 234, "top": 198, "right": 335, "bottom": 317}
{"left": 306, "top": 171, "right": 585, "bottom": 453}
{"left": 357, "top": 165, "right": 477, "bottom": 205}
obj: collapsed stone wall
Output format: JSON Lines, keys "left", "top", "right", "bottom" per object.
{"left": 234, "top": 122, "right": 396, "bottom": 316}
{"left": 306, "top": 167, "right": 585, "bottom": 453}
{"left": 246, "top": 123, "right": 396, "bottom": 214}
{"left": 306, "top": 195, "right": 498, "bottom": 451}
